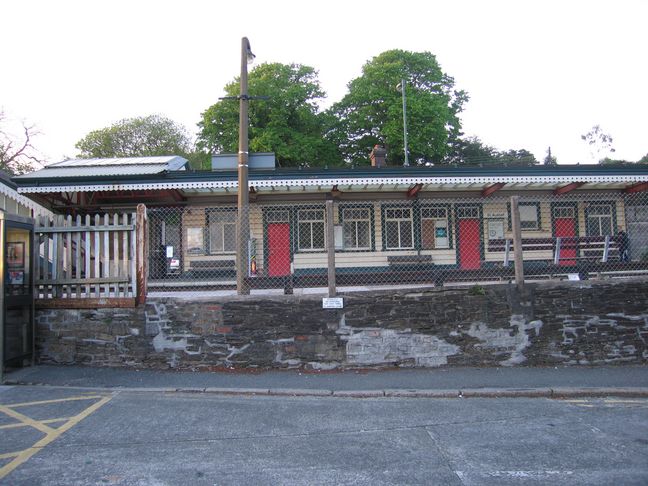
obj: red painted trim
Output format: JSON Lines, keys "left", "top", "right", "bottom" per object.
{"left": 624, "top": 182, "right": 648, "bottom": 194}
{"left": 407, "top": 183, "right": 423, "bottom": 198}
{"left": 481, "top": 182, "right": 506, "bottom": 197}
{"left": 553, "top": 182, "right": 585, "bottom": 195}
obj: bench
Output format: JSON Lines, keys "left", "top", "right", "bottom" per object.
{"left": 189, "top": 259, "right": 236, "bottom": 276}
{"left": 488, "top": 236, "right": 621, "bottom": 265}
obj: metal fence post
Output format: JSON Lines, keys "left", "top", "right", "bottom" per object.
{"left": 510, "top": 196, "right": 525, "bottom": 289}
{"left": 326, "top": 200, "right": 336, "bottom": 297}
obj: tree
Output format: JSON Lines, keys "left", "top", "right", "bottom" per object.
{"left": 327, "top": 50, "right": 469, "bottom": 166}
{"left": 76, "top": 115, "right": 193, "bottom": 159}
{"left": 197, "top": 63, "right": 341, "bottom": 168}
{"left": 543, "top": 146, "right": 557, "bottom": 166}
{"left": 0, "top": 110, "right": 43, "bottom": 174}
{"left": 581, "top": 125, "right": 615, "bottom": 163}
{"left": 447, "top": 137, "right": 538, "bottom": 167}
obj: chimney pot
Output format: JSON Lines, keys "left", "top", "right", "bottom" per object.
{"left": 370, "top": 145, "right": 387, "bottom": 168}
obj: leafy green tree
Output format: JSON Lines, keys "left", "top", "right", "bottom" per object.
{"left": 197, "top": 63, "right": 341, "bottom": 168}
{"left": 446, "top": 136, "right": 497, "bottom": 165}
{"left": 497, "top": 149, "right": 538, "bottom": 167}
{"left": 76, "top": 115, "right": 193, "bottom": 159}
{"left": 448, "top": 137, "right": 538, "bottom": 167}
{"left": 327, "top": 49, "right": 468, "bottom": 166}
{"left": 638, "top": 153, "right": 648, "bottom": 164}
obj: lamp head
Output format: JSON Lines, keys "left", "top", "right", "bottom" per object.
{"left": 243, "top": 37, "right": 255, "bottom": 64}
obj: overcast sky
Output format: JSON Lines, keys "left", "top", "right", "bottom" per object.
{"left": 2, "top": 0, "right": 646, "bottom": 167}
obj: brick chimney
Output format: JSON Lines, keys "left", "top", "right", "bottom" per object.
{"left": 370, "top": 145, "right": 387, "bottom": 168}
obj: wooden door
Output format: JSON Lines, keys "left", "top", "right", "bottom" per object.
{"left": 267, "top": 223, "right": 291, "bottom": 276}
{"left": 554, "top": 213, "right": 577, "bottom": 266}
{"left": 458, "top": 218, "right": 481, "bottom": 270}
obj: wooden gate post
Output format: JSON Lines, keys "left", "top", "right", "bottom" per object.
{"left": 510, "top": 196, "right": 525, "bottom": 289}
{"left": 136, "top": 204, "right": 148, "bottom": 305}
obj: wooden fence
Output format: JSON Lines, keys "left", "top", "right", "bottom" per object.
{"left": 34, "top": 205, "right": 147, "bottom": 307}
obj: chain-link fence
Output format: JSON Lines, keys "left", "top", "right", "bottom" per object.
{"left": 146, "top": 191, "right": 648, "bottom": 296}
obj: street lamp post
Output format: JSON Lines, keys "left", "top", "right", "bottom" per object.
{"left": 236, "top": 37, "right": 255, "bottom": 295}
{"left": 397, "top": 78, "right": 409, "bottom": 167}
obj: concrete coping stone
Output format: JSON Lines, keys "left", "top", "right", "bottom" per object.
{"left": 203, "top": 387, "right": 271, "bottom": 396}
{"left": 460, "top": 387, "right": 553, "bottom": 398}
{"left": 268, "top": 388, "right": 334, "bottom": 397}
{"left": 332, "top": 390, "right": 386, "bottom": 398}
{"left": 4, "top": 382, "right": 648, "bottom": 399}
{"left": 384, "top": 389, "right": 459, "bottom": 398}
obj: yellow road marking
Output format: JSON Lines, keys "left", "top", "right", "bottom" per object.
{"left": 0, "top": 417, "right": 72, "bottom": 430}
{"left": 0, "top": 405, "right": 56, "bottom": 435}
{"left": 0, "top": 394, "right": 113, "bottom": 480}
{"left": 9, "top": 395, "right": 104, "bottom": 408}
{"left": 0, "top": 452, "right": 20, "bottom": 460}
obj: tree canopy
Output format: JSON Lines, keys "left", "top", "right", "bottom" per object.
{"left": 197, "top": 63, "right": 341, "bottom": 168}
{"left": 448, "top": 137, "right": 538, "bottom": 167}
{"left": 326, "top": 50, "right": 468, "bottom": 166}
{"left": 75, "top": 115, "right": 193, "bottom": 159}
{"left": 0, "top": 110, "right": 42, "bottom": 175}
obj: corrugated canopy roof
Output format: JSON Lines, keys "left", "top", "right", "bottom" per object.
{"left": 13, "top": 164, "right": 648, "bottom": 197}
{"left": 14, "top": 156, "right": 188, "bottom": 180}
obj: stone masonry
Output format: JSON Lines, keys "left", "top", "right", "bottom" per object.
{"left": 35, "top": 279, "right": 648, "bottom": 370}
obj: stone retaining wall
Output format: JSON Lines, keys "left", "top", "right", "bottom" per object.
{"left": 35, "top": 279, "right": 648, "bottom": 370}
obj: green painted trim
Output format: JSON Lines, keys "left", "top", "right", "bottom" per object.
{"left": 550, "top": 201, "right": 580, "bottom": 238}
{"left": 507, "top": 201, "right": 542, "bottom": 231}
{"left": 380, "top": 203, "right": 416, "bottom": 251}
{"left": 15, "top": 164, "right": 648, "bottom": 188}
{"left": 454, "top": 203, "right": 484, "bottom": 268}
{"left": 419, "top": 202, "right": 454, "bottom": 250}
{"left": 584, "top": 200, "right": 618, "bottom": 236}
{"left": 337, "top": 203, "right": 376, "bottom": 252}
{"left": 205, "top": 207, "right": 236, "bottom": 255}
{"left": 262, "top": 207, "right": 294, "bottom": 273}
{"left": 293, "top": 204, "right": 326, "bottom": 253}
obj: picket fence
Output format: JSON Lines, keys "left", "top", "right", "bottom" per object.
{"left": 34, "top": 213, "right": 138, "bottom": 300}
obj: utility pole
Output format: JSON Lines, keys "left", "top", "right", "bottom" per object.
{"left": 398, "top": 78, "right": 410, "bottom": 167}
{"left": 236, "top": 37, "right": 254, "bottom": 295}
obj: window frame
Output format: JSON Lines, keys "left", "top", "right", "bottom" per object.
{"left": 297, "top": 207, "right": 326, "bottom": 252}
{"left": 419, "top": 204, "right": 452, "bottom": 250}
{"left": 382, "top": 205, "right": 415, "bottom": 250}
{"left": 339, "top": 204, "right": 374, "bottom": 252}
{"left": 206, "top": 208, "right": 237, "bottom": 255}
{"left": 585, "top": 202, "right": 617, "bottom": 237}
{"left": 507, "top": 201, "right": 541, "bottom": 231}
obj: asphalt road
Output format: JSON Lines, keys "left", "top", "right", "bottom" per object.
{"left": 1, "top": 385, "right": 647, "bottom": 485}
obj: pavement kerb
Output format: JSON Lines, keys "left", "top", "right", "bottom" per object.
{"left": 4, "top": 381, "right": 648, "bottom": 398}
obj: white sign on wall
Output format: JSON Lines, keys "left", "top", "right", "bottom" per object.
{"left": 322, "top": 297, "right": 344, "bottom": 309}
{"left": 487, "top": 219, "right": 505, "bottom": 240}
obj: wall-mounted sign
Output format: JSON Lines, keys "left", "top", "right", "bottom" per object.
{"left": 485, "top": 211, "right": 506, "bottom": 219}
{"left": 487, "top": 219, "right": 505, "bottom": 240}
{"left": 322, "top": 297, "right": 344, "bottom": 309}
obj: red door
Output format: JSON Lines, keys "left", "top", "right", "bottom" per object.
{"left": 267, "top": 223, "right": 291, "bottom": 276}
{"left": 555, "top": 217, "right": 576, "bottom": 266}
{"left": 458, "top": 219, "right": 481, "bottom": 270}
